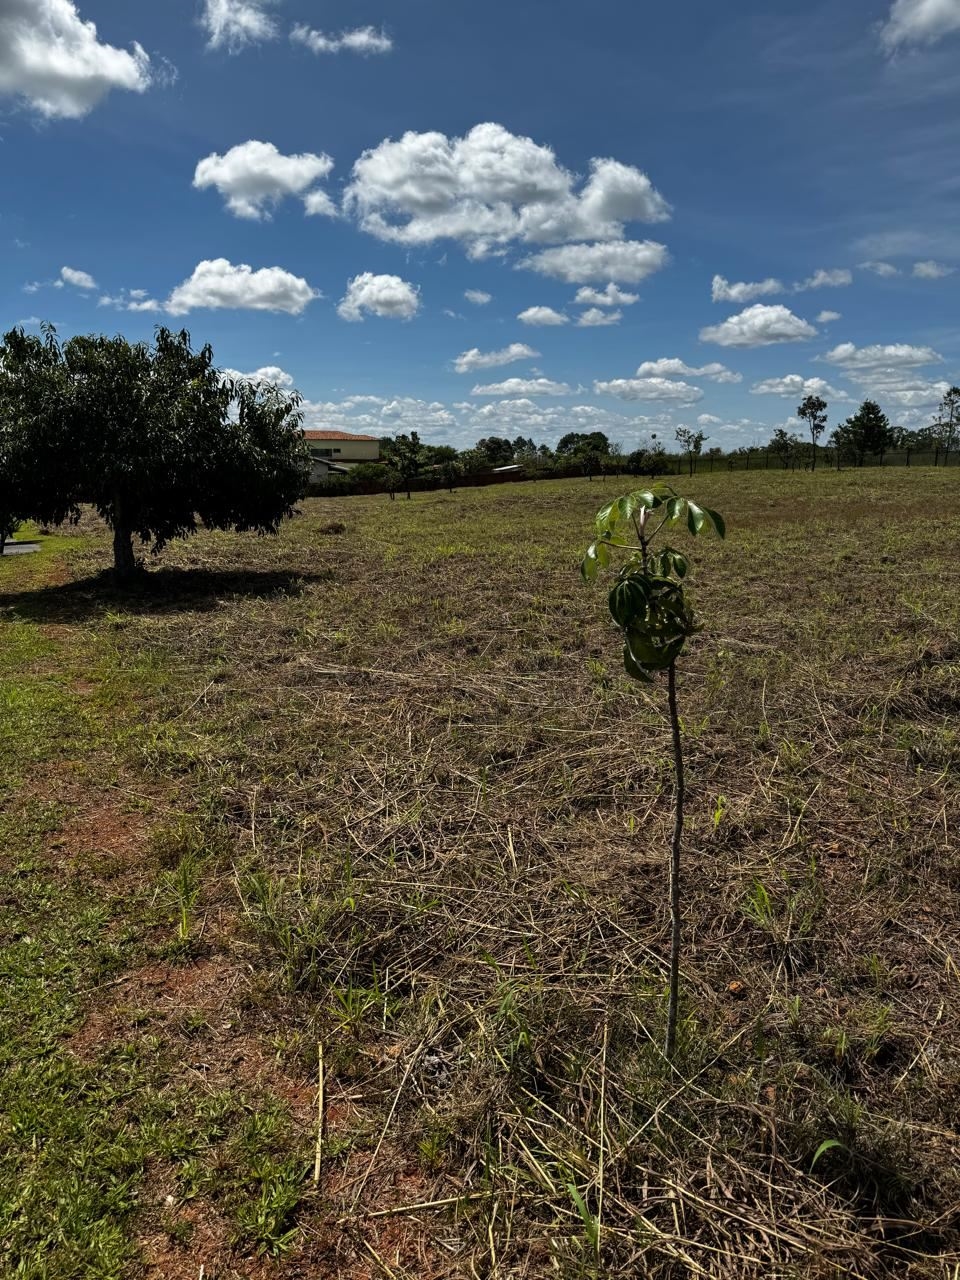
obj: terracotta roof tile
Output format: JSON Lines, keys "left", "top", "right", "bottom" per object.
{"left": 303, "top": 430, "right": 380, "bottom": 442}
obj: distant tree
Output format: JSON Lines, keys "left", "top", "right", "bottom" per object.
{"left": 835, "top": 400, "right": 892, "bottom": 467}
{"left": 350, "top": 461, "right": 389, "bottom": 493}
{"left": 0, "top": 325, "right": 309, "bottom": 581}
{"left": 511, "top": 435, "right": 537, "bottom": 457}
{"left": 931, "top": 386, "right": 960, "bottom": 466}
{"left": 770, "top": 427, "right": 799, "bottom": 469}
{"left": 675, "top": 427, "right": 706, "bottom": 477}
{"left": 421, "top": 444, "right": 458, "bottom": 466}
{"left": 556, "top": 431, "right": 610, "bottom": 458}
{"left": 381, "top": 431, "right": 424, "bottom": 498}
{"left": 796, "top": 394, "right": 828, "bottom": 472}
{"left": 705, "top": 445, "right": 723, "bottom": 472}
{"left": 474, "top": 436, "right": 515, "bottom": 465}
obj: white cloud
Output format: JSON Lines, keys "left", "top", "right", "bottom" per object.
{"left": 464, "top": 289, "right": 492, "bottom": 305}
{"left": 344, "top": 124, "right": 670, "bottom": 257}
{"left": 859, "top": 260, "right": 900, "bottom": 277}
{"left": 593, "top": 377, "right": 703, "bottom": 404}
{"left": 453, "top": 343, "right": 538, "bottom": 373}
{"left": 711, "top": 274, "right": 784, "bottom": 303}
{"left": 794, "top": 268, "right": 853, "bottom": 291}
{"left": 471, "top": 377, "right": 573, "bottom": 396}
{"left": 166, "top": 258, "right": 318, "bottom": 315}
{"left": 291, "top": 24, "right": 393, "bottom": 55}
{"left": 337, "top": 272, "right": 420, "bottom": 322}
{"left": 699, "top": 304, "right": 818, "bottom": 347}
{"left": 817, "top": 310, "right": 841, "bottom": 323}
{"left": 98, "top": 288, "right": 161, "bottom": 311}
{"left": 0, "top": 0, "right": 152, "bottom": 118}
{"left": 913, "top": 259, "right": 955, "bottom": 278}
{"left": 880, "top": 0, "right": 960, "bottom": 49}
{"left": 518, "top": 305, "right": 569, "bottom": 326}
{"left": 575, "top": 283, "right": 639, "bottom": 307}
{"left": 222, "top": 365, "right": 295, "bottom": 388}
{"left": 822, "top": 341, "right": 942, "bottom": 369}
{"left": 520, "top": 240, "right": 669, "bottom": 283}
{"left": 872, "top": 378, "right": 952, "bottom": 406}
{"left": 60, "top": 266, "right": 97, "bottom": 290}
{"left": 577, "top": 307, "right": 622, "bottom": 326}
{"left": 193, "top": 140, "right": 335, "bottom": 220}
{"left": 201, "top": 0, "right": 277, "bottom": 51}
{"left": 635, "top": 357, "right": 741, "bottom": 383}
{"left": 697, "top": 414, "right": 722, "bottom": 426}
{"left": 750, "top": 374, "right": 849, "bottom": 399}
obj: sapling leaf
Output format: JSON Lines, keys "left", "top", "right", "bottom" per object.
{"left": 706, "top": 508, "right": 726, "bottom": 538}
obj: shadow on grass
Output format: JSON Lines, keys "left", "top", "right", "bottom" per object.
{"left": 0, "top": 566, "right": 333, "bottom": 623}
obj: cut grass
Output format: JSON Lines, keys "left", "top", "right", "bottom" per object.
{"left": 0, "top": 471, "right": 958, "bottom": 1276}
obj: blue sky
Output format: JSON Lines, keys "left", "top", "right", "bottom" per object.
{"left": 2, "top": 0, "right": 959, "bottom": 450}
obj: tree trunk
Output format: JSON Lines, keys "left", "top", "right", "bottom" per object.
{"left": 811, "top": 440, "right": 817, "bottom": 472}
{"left": 664, "top": 661, "right": 685, "bottom": 1060}
{"left": 112, "top": 521, "right": 137, "bottom": 582}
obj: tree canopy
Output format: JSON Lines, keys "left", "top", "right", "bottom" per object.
{"left": 0, "top": 325, "right": 310, "bottom": 579}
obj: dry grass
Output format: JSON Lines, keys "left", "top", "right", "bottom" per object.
{"left": 2, "top": 468, "right": 959, "bottom": 1277}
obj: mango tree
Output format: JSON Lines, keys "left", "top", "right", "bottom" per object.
{"left": 582, "top": 484, "right": 725, "bottom": 1058}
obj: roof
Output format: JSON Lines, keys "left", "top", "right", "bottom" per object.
{"left": 303, "top": 430, "right": 380, "bottom": 443}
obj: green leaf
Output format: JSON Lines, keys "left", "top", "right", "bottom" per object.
{"left": 810, "top": 1139, "right": 845, "bottom": 1170}
{"left": 609, "top": 577, "right": 649, "bottom": 627}
{"left": 623, "top": 642, "right": 653, "bottom": 683}
{"left": 705, "top": 508, "right": 726, "bottom": 538}
{"left": 686, "top": 501, "right": 707, "bottom": 536}
{"left": 581, "top": 545, "right": 599, "bottom": 581}
{"left": 631, "top": 489, "right": 658, "bottom": 510}
{"left": 666, "top": 497, "right": 685, "bottom": 523}
{"left": 595, "top": 501, "right": 618, "bottom": 534}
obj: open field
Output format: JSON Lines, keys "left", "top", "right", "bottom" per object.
{"left": 0, "top": 470, "right": 958, "bottom": 1278}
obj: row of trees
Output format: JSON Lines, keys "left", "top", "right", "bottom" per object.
{"left": 0, "top": 326, "right": 310, "bottom": 579}
{"left": 333, "top": 389, "right": 960, "bottom": 498}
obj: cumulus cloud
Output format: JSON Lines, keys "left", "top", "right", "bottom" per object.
{"left": 291, "top": 24, "right": 393, "bottom": 54}
{"left": 471, "top": 377, "right": 573, "bottom": 396}
{"left": 822, "top": 341, "right": 942, "bottom": 369}
{"left": 166, "top": 258, "right": 318, "bottom": 315}
{"left": 60, "top": 266, "right": 97, "bottom": 290}
{"left": 913, "top": 259, "right": 955, "bottom": 278}
{"left": 337, "top": 272, "right": 420, "bottom": 322}
{"left": 575, "top": 283, "right": 639, "bottom": 307}
{"left": 635, "top": 357, "right": 741, "bottom": 384}
{"left": 860, "top": 260, "right": 900, "bottom": 277}
{"left": 98, "top": 287, "right": 162, "bottom": 311}
{"left": 750, "top": 374, "right": 849, "bottom": 399}
{"left": 577, "top": 307, "right": 621, "bottom": 326}
{"left": 817, "top": 310, "right": 841, "bottom": 323}
{"left": 518, "top": 306, "right": 569, "bottom": 326}
{"left": 344, "top": 123, "right": 670, "bottom": 258}
{"left": 822, "top": 341, "right": 947, "bottom": 409}
{"left": 193, "top": 141, "right": 335, "bottom": 220}
{"left": 880, "top": 0, "right": 960, "bottom": 49}
{"left": 0, "top": 0, "right": 152, "bottom": 118}
{"left": 464, "top": 289, "right": 492, "bottom": 305}
{"left": 699, "top": 304, "right": 818, "bottom": 347}
{"left": 711, "top": 274, "right": 784, "bottom": 303}
{"left": 222, "top": 365, "right": 295, "bottom": 388}
{"left": 201, "top": 0, "right": 277, "bottom": 51}
{"left": 593, "top": 377, "right": 703, "bottom": 404}
{"left": 453, "top": 343, "right": 538, "bottom": 373}
{"left": 697, "top": 414, "right": 722, "bottom": 426}
{"left": 520, "top": 240, "right": 669, "bottom": 283}
{"left": 794, "top": 268, "right": 853, "bottom": 291}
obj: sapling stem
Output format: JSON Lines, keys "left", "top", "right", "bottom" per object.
{"left": 665, "top": 660, "right": 684, "bottom": 1060}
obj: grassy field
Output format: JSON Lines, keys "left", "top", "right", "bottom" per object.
{"left": 0, "top": 469, "right": 958, "bottom": 1279}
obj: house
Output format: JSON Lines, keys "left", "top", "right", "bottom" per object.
{"left": 303, "top": 430, "right": 381, "bottom": 482}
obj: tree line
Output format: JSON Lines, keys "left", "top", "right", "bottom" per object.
{"left": 327, "top": 388, "right": 960, "bottom": 498}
